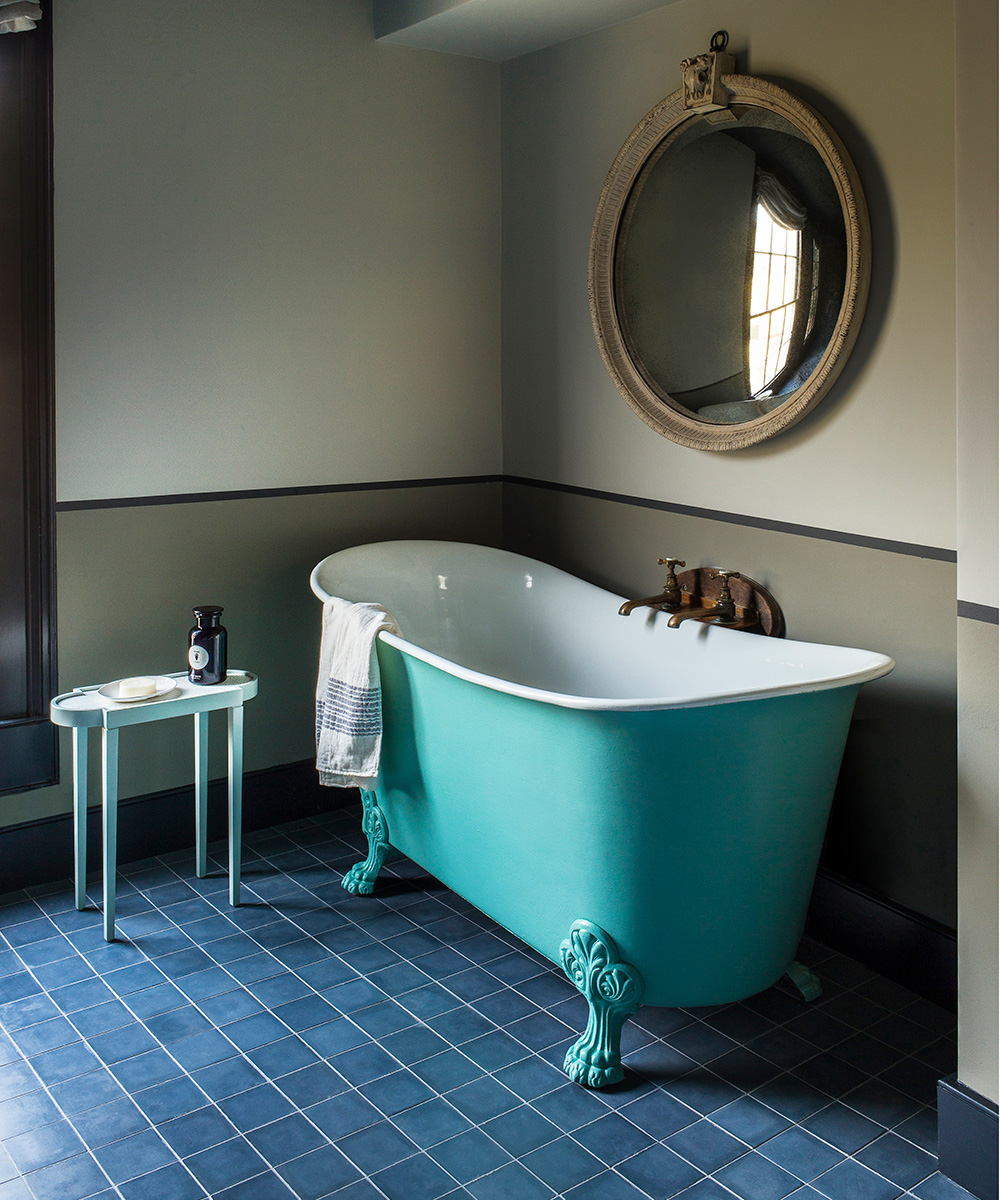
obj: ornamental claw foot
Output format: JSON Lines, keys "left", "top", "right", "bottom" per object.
{"left": 341, "top": 789, "right": 389, "bottom": 896}
{"left": 560, "top": 920, "right": 644, "bottom": 1089}
{"left": 786, "top": 960, "right": 822, "bottom": 1002}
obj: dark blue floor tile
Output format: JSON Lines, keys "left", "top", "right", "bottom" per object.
{"left": 617, "top": 1142, "right": 703, "bottom": 1197}
{"left": 4, "top": 1118, "right": 86, "bottom": 1175}
{"left": 855, "top": 1132, "right": 937, "bottom": 1190}
{"left": 49, "top": 1069, "right": 124, "bottom": 1116}
{"left": 481, "top": 1103, "right": 562, "bottom": 1157}
{"left": 213, "top": 1169, "right": 298, "bottom": 1199}
{"left": 447, "top": 1075, "right": 521, "bottom": 1122}
{"left": 712, "top": 1096, "right": 792, "bottom": 1146}
{"left": 336, "top": 1120, "right": 420, "bottom": 1172}
{"left": 618, "top": 1088, "right": 700, "bottom": 1139}
{"left": 910, "top": 1172, "right": 978, "bottom": 1198}
{"left": 29, "top": 1040, "right": 101, "bottom": 1087}
{"left": 16, "top": 1151, "right": 109, "bottom": 1200}
{"left": 91, "top": 1126, "right": 176, "bottom": 1183}
{"left": 159, "top": 1104, "right": 238, "bottom": 1156}
{"left": 801, "top": 1101, "right": 885, "bottom": 1154}
{"left": 358, "top": 1066, "right": 435, "bottom": 1115}
{"left": 108, "top": 1047, "right": 183, "bottom": 1091}
{"left": 393, "top": 1097, "right": 475, "bottom": 1148}
{"left": 169, "top": 1028, "right": 238, "bottom": 1071}
{"left": 0, "top": 1090, "right": 62, "bottom": 1139}
{"left": 563, "top": 1169, "right": 651, "bottom": 1199}
{"left": 429, "top": 1128, "right": 515, "bottom": 1183}
{"left": 411, "top": 1049, "right": 484, "bottom": 1092}
{"left": 810, "top": 1157, "right": 905, "bottom": 1199}
{"left": 184, "top": 1136, "right": 269, "bottom": 1193}
{"left": 245, "top": 1112, "right": 327, "bottom": 1166}
{"left": 305, "top": 1090, "right": 381, "bottom": 1139}
{"left": 758, "top": 1126, "right": 845, "bottom": 1180}
{"left": 467, "top": 1160, "right": 556, "bottom": 1198}
{"left": 69, "top": 1096, "right": 149, "bottom": 1148}
{"left": 372, "top": 1150, "right": 464, "bottom": 1200}
{"left": 275, "top": 1144, "right": 361, "bottom": 1200}
{"left": 520, "top": 1135, "right": 605, "bottom": 1193}
{"left": 667, "top": 1116, "right": 750, "bottom": 1172}
{"left": 117, "top": 1161, "right": 207, "bottom": 1199}
{"left": 892, "top": 1107, "right": 938, "bottom": 1154}
{"left": 218, "top": 1082, "right": 295, "bottom": 1131}
{"left": 132, "top": 1075, "right": 210, "bottom": 1125}
{"left": 713, "top": 1150, "right": 803, "bottom": 1199}
{"left": 191, "top": 1056, "right": 265, "bottom": 1101}
{"left": 272, "top": 1060, "right": 347, "bottom": 1108}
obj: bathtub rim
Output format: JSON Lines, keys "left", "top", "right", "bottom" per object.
{"left": 311, "top": 540, "right": 894, "bottom": 712}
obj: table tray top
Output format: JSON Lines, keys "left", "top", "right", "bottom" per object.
{"left": 50, "top": 671, "right": 258, "bottom": 728}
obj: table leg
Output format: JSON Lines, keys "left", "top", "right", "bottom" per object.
{"left": 73, "top": 728, "right": 88, "bottom": 911}
{"left": 194, "top": 712, "right": 209, "bottom": 878}
{"left": 102, "top": 727, "right": 119, "bottom": 941}
{"left": 228, "top": 705, "right": 243, "bottom": 907}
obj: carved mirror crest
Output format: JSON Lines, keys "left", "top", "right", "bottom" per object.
{"left": 590, "top": 33, "right": 870, "bottom": 451}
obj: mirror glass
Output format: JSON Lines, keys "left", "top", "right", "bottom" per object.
{"left": 590, "top": 75, "right": 869, "bottom": 450}
{"left": 617, "top": 106, "right": 845, "bottom": 425}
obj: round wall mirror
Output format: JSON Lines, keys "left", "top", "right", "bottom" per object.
{"left": 590, "top": 64, "right": 870, "bottom": 450}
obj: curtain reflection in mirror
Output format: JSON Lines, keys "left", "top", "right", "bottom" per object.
{"left": 748, "top": 171, "right": 813, "bottom": 399}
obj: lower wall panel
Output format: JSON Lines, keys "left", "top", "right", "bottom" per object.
{"left": 0, "top": 761, "right": 351, "bottom": 895}
{"left": 502, "top": 481, "right": 958, "bottom": 929}
{"left": 0, "top": 482, "right": 501, "bottom": 830}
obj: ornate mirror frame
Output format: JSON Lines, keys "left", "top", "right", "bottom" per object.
{"left": 589, "top": 47, "right": 870, "bottom": 451}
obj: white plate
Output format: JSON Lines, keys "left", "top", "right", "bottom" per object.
{"left": 98, "top": 676, "right": 178, "bottom": 704}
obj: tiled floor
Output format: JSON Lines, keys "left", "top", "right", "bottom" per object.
{"left": 0, "top": 805, "right": 975, "bottom": 1200}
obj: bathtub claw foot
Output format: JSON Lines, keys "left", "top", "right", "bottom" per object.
{"left": 786, "top": 960, "right": 823, "bottom": 1002}
{"left": 560, "top": 920, "right": 644, "bottom": 1088}
{"left": 343, "top": 789, "right": 389, "bottom": 896}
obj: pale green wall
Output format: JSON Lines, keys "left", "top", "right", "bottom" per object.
{"left": 954, "top": 0, "right": 998, "bottom": 1104}
{"left": 53, "top": 0, "right": 502, "bottom": 502}
{"left": 1, "top": 486, "right": 501, "bottom": 829}
{"left": 500, "top": 0, "right": 956, "bottom": 550}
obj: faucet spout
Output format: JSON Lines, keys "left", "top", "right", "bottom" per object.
{"left": 666, "top": 605, "right": 729, "bottom": 628}
{"left": 618, "top": 593, "right": 680, "bottom": 617}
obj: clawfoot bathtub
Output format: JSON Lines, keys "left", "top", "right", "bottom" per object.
{"left": 311, "top": 541, "right": 893, "bottom": 1087}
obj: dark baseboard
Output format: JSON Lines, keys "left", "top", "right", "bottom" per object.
{"left": 806, "top": 868, "right": 957, "bottom": 1010}
{"left": 938, "top": 1076, "right": 999, "bottom": 1200}
{"left": 0, "top": 760, "right": 355, "bottom": 894}
{"left": 2, "top": 773, "right": 957, "bottom": 1015}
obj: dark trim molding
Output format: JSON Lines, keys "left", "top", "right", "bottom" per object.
{"left": 0, "top": 2, "right": 57, "bottom": 796}
{"left": 0, "top": 760, "right": 353, "bottom": 894}
{"left": 806, "top": 868, "right": 957, "bottom": 1010}
{"left": 506, "top": 476, "right": 957, "bottom": 562}
{"left": 56, "top": 473, "right": 956, "bottom": 565}
{"left": 1, "top": 760, "right": 959, "bottom": 1012}
{"left": 938, "top": 1076, "right": 999, "bottom": 1200}
{"left": 958, "top": 600, "right": 999, "bottom": 624}
{"left": 55, "top": 474, "right": 505, "bottom": 512}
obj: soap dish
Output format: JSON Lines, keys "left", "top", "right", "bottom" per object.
{"left": 98, "top": 676, "right": 177, "bottom": 704}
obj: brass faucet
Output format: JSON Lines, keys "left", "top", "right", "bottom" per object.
{"left": 666, "top": 570, "right": 741, "bottom": 627}
{"left": 618, "top": 558, "right": 686, "bottom": 616}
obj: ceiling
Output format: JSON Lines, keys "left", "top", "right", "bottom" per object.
{"left": 371, "top": 0, "right": 680, "bottom": 61}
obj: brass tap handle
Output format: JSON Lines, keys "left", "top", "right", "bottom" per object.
{"left": 656, "top": 558, "right": 685, "bottom": 606}
{"left": 710, "top": 570, "right": 740, "bottom": 610}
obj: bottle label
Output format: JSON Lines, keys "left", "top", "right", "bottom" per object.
{"left": 189, "top": 645, "right": 209, "bottom": 670}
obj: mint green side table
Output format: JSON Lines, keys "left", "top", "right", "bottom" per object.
{"left": 49, "top": 670, "right": 258, "bottom": 941}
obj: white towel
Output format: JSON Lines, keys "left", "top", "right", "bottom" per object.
{"left": 316, "top": 597, "right": 400, "bottom": 789}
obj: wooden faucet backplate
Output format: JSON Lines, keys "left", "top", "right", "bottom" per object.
{"left": 674, "top": 568, "right": 786, "bottom": 637}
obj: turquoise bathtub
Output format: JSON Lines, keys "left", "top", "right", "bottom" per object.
{"left": 311, "top": 540, "right": 894, "bottom": 1086}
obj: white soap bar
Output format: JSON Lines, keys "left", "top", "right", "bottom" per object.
{"left": 119, "top": 676, "right": 157, "bottom": 698}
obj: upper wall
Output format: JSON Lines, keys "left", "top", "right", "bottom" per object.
{"left": 53, "top": 0, "right": 502, "bottom": 503}
{"left": 500, "top": 0, "right": 956, "bottom": 551}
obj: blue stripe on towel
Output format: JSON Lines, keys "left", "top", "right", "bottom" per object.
{"left": 317, "top": 678, "right": 382, "bottom": 738}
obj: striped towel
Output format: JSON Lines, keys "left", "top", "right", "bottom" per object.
{"left": 316, "top": 597, "right": 400, "bottom": 789}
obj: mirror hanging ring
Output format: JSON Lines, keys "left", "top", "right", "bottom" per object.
{"left": 589, "top": 33, "right": 870, "bottom": 451}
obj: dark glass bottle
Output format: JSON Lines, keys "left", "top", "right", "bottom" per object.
{"left": 188, "top": 606, "right": 227, "bottom": 685}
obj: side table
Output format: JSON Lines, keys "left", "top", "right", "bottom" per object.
{"left": 50, "top": 671, "right": 258, "bottom": 941}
